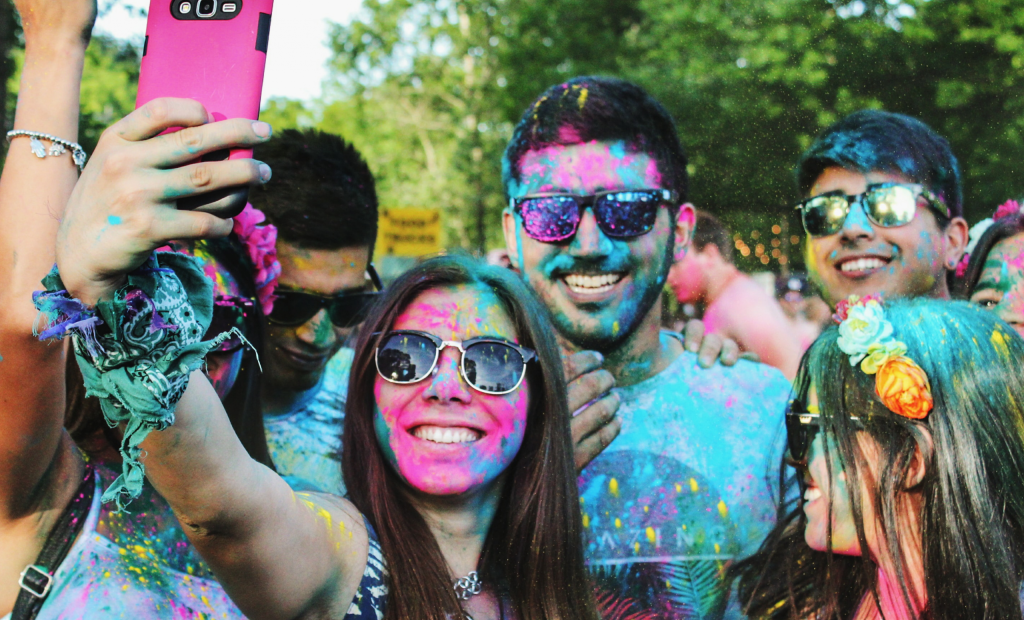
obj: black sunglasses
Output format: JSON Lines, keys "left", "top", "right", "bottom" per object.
{"left": 205, "top": 295, "right": 254, "bottom": 354}
{"left": 267, "top": 265, "right": 384, "bottom": 328}
{"left": 795, "top": 183, "right": 950, "bottom": 238}
{"left": 375, "top": 330, "right": 537, "bottom": 395}
{"left": 510, "top": 189, "right": 677, "bottom": 243}
{"left": 785, "top": 398, "right": 863, "bottom": 465}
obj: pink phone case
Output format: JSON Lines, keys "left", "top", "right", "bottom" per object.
{"left": 137, "top": 0, "right": 273, "bottom": 162}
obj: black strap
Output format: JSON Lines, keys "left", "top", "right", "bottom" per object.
{"left": 12, "top": 463, "right": 95, "bottom": 620}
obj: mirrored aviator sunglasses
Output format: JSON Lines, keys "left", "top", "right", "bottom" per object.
{"left": 512, "top": 189, "right": 677, "bottom": 242}
{"left": 374, "top": 330, "right": 537, "bottom": 395}
{"left": 795, "top": 183, "right": 949, "bottom": 237}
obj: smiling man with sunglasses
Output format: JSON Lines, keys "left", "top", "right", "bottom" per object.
{"left": 797, "top": 110, "right": 969, "bottom": 309}
{"left": 249, "top": 129, "right": 380, "bottom": 494}
{"left": 502, "top": 76, "right": 792, "bottom": 618}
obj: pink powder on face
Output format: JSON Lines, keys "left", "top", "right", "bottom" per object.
{"left": 373, "top": 285, "right": 531, "bottom": 496}
{"left": 516, "top": 140, "right": 663, "bottom": 195}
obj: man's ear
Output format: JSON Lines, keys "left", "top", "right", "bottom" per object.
{"left": 673, "top": 203, "right": 696, "bottom": 262}
{"left": 502, "top": 209, "right": 521, "bottom": 267}
{"left": 943, "top": 217, "right": 969, "bottom": 271}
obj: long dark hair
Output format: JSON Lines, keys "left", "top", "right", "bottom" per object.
{"left": 733, "top": 298, "right": 1024, "bottom": 620}
{"left": 956, "top": 210, "right": 1024, "bottom": 299}
{"left": 64, "top": 236, "right": 275, "bottom": 468}
{"left": 342, "top": 254, "right": 598, "bottom": 620}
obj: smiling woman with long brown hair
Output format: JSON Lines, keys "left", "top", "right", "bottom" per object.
{"left": 341, "top": 255, "right": 595, "bottom": 618}
{"left": 47, "top": 101, "right": 597, "bottom": 618}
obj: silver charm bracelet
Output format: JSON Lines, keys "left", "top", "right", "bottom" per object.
{"left": 6, "top": 130, "right": 87, "bottom": 171}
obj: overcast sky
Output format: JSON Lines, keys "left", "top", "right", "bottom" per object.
{"left": 95, "top": 0, "right": 363, "bottom": 105}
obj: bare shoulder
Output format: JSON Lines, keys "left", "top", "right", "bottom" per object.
{"left": 292, "top": 490, "right": 372, "bottom": 612}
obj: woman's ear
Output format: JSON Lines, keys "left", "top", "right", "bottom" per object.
{"left": 905, "top": 426, "right": 934, "bottom": 489}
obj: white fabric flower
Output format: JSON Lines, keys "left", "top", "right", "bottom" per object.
{"left": 837, "top": 301, "right": 894, "bottom": 365}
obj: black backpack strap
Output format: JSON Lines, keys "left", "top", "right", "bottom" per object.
{"left": 12, "top": 462, "right": 95, "bottom": 620}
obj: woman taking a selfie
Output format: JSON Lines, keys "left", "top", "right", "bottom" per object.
{"left": 732, "top": 296, "right": 1024, "bottom": 620}
{"left": 48, "top": 93, "right": 598, "bottom": 616}
{"left": 0, "top": 1, "right": 274, "bottom": 617}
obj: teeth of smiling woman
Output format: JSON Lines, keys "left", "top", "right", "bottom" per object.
{"left": 804, "top": 487, "right": 822, "bottom": 502}
{"left": 414, "top": 426, "right": 481, "bottom": 444}
{"left": 563, "top": 273, "right": 623, "bottom": 294}
{"left": 840, "top": 258, "right": 886, "bottom": 273}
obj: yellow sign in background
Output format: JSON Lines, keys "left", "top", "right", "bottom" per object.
{"left": 376, "top": 208, "right": 442, "bottom": 257}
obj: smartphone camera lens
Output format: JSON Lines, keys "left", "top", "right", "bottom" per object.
{"left": 178, "top": 0, "right": 192, "bottom": 14}
{"left": 197, "top": 0, "right": 217, "bottom": 18}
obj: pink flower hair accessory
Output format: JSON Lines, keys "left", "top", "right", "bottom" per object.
{"left": 993, "top": 199, "right": 1022, "bottom": 221}
{"left": 832, "top": 294, "right": 883, "bottom": 325}
{"left": 232, "top": 203, "right": 281, "bottom": 315}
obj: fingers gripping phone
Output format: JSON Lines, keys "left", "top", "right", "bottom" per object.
{"left": 136, "top": 0, "right": 274, "bottom": 215}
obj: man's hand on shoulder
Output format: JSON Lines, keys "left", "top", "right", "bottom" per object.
{"left": 565, "top": 351, "right": 621, "bottom": 474}
{"left": 681, "top": 319, "right": 759, "bottom": 368}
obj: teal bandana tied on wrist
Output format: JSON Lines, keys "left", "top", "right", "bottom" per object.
{"left": 33, "top": 252, "right": 243, "bottom": 511}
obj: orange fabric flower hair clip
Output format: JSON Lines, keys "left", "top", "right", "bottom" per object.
{"left": 833, "top": 295, "right": 933, "bottom": 419}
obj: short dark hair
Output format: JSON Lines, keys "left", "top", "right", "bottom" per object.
{"left": 692, "top": 210, "right": 734, "bottom": 263}
{"left": 251, "top": 128, "right": 378, "bottom": 251}
{"left": 502, "top": 76, "right": 688, "bottom": 205}
{"left": 797, "top": 110, "right": 963, "bottom": 220}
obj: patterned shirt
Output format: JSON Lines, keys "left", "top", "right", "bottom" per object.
{"left": 344, "top": 521, "right": 388, "bottom": 619}
{"left": 582, "top": 332, "right": 791, "bottom": 619}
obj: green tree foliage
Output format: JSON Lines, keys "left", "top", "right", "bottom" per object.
{"left": 304, "top": 0, "right": 1024, "bottom": 270}
{"left": 5, "top": 33, "right": 138, "bottom": 153}
{"left": 6, "top": 0, "right": 1022, "bottom": 270}
{"left": 78, "top": 34, "right": 139, "bottom": 152}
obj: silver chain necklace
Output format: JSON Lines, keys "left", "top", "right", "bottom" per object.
{"left": 453, "top": 570, "right": 483, "bottom": 601}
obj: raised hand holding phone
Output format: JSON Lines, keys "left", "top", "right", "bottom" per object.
{"left": 136, "top": 0, "right": 273, "bottom": 215}
{"left": 55, "top": 98, "right": 273, "bottom": 306}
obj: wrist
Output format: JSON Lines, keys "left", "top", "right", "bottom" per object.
{"left": 60, "top": 269, "right": 127, "bottom": 307}
{"left": 22, "top": 34, "right": 89, "bottom": 63}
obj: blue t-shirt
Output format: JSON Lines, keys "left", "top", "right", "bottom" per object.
{"left": 264, "top": 348, "right": 353, "bottom": 495}
{"left": 581, "top": 333, "right": 791, "bottom": 619}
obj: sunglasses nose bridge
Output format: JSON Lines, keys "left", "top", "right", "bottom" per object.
{"left": 838, "top": 195, "right": 875, "bottom": 237}
{"left": 433, "top": 341, "right": 467, "bottom": 377}
{"left": 423, "top": 344, "right": 474, "bottom": 402}
{"left": 570, "top": 205, "right": 615, "bottom": 254}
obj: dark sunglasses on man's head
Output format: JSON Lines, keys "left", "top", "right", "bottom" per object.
{"left": 795, "top": 183, "right": 950, "bottom": 238}
{"left": 375, "top": 330, "right": 537, "bottom": 395}
{"left": 511, "top": 189, "right": 677, "bottom": 243}
{"left": 205, "top": 295, "right": 254, "bottom": 354}
{"left": 267, "top": 265, "right": 384, "bottom": 329}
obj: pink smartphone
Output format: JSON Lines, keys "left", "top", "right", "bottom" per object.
{"left": 137, "top": 0, "right": 274, "bottom": 212}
